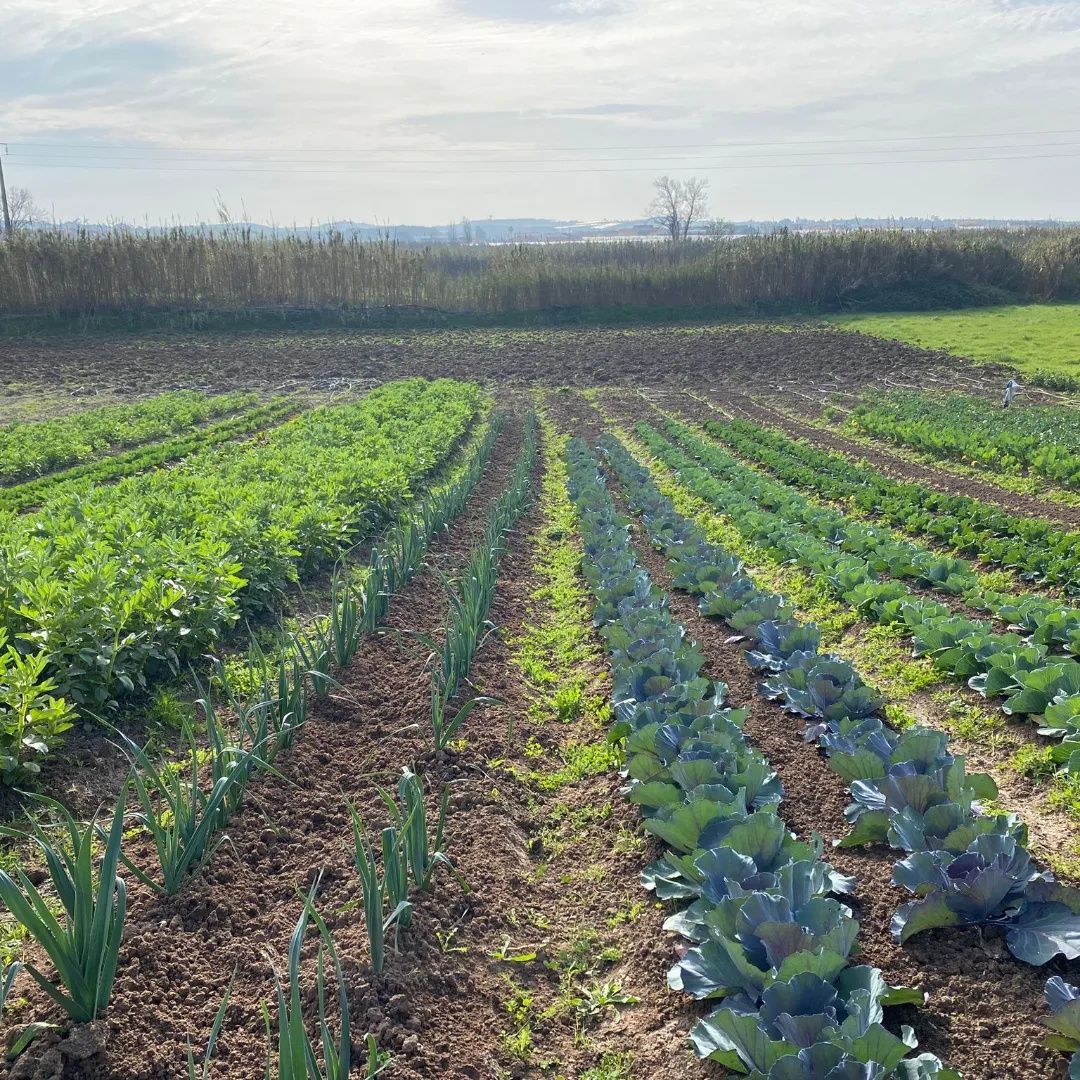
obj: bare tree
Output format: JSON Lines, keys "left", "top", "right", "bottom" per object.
{"left": 7, "top": 186, "right": 43, "bottom": 230}
{"left": 647, "top": 176, "right": 710, "bottom": 242}
{"left": 705, "top": 218, "right": 735, "bottom": 240}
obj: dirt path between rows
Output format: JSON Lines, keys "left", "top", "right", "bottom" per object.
{"left": 719, "top": 393, "right": 1080, "bottom": 530}
{"left": 547, "top": 389, "right": 1072, "bottom": 1080}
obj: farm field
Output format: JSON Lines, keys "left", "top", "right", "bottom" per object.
{"left": 1, "top": 324, "right": 1080, "bottom": 1080}
{"left": 827, "top": 304, "right": 1080, "bottom": 387}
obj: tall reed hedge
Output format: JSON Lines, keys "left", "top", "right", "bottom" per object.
{"left": 1, "top": 226, "right": 1077, "bottom": 317}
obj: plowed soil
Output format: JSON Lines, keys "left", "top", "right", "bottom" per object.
{"left": 0, "top": 409, "right": 715, "bottom": 1080}
{"left": 0, "top": 325, "right": 977, "bottom": 398}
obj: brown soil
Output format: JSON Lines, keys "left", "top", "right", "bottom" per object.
{"left": 633, "top": 386, "right": 1077, "bottom": 596}
{"left": 0, "top": 326, "right": 982, "bottom": 398}
{"left": 546, "top": 389, "right": 1072, "bottom": 1080}
{"left": 3, "top": 327, "right": 1079, "bottom": 1080}
{"left": 600, "top": 387, "right": 1027, "bottom": 621}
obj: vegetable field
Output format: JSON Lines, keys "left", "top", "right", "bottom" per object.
{"left": 0, "top": 324, "right": 1078, "bottom": 1079}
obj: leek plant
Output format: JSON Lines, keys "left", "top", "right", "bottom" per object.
{"left": 1, "top": 962, "right": 20, "bottom": 1016}
{"left": 294, "top": 623, "right": 335, "bottom": 699}
{"left": 347, "top": 802, "right": 411, "bottom": 973}
{"left": 185, "top": 974, "right": 234, "bottom": 1080}
{"left": 111, "top": 720, "right": 254, "bottom": 895}
{"left": 383, "top": 519, "right": 428, "bottom": 596}
{"left": 425, "top": 413, "right": 537, "bottom": 749}
{"left": 381, "top": 825, "right": 410, "bottom": 927}
{"left": 429, "top": 686, "right": 499, "bottom": 752}
{"left": 0, "top": 795, "right": 127, "bottom": 1022}
{"left": 264, "top": 886, "right": 351, "bottom": 1080}
{"left": 197, "top": 675, "right": 256, "bottom": 819}
{"left": 357, "top": 555, "right": 389, "bottom": 638}
{"left": 381, "top": 768, "right": 467, "bottom": 893}
{"left": 325, "top": 565, "right": 365, "bottom": 668}
{"left": 216, "top": 647, "right": 309, "bottom": 768}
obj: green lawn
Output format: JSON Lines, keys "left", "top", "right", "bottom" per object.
{"left": 827, "top": 303, "right": 1080, "bottom": 385}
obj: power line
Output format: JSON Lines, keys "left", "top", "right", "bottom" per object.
{"left": 9, "top": 150, "right": 1080, "bottom": 176}
{"left": 8, "top": 139, "right": 1080, "bottom": 167}
{"left": 6, "top": 126, "right": 1080, "bottom": 157}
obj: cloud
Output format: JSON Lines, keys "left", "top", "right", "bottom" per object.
{"left": 1, "top": 0, "right": 1078, "bottom": 222}
{"left": 452, "top": 0, "right": 628, "bottom": 21}
{"left": 4, "top": 39, "right": 198, "bottom": 101}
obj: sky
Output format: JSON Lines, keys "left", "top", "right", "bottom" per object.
{"left": 2, "top": 0, "right": 1080, "bottom": 225}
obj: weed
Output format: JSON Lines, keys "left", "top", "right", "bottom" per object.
{"left": 523, "top": 741, "right": 619, "bottom": 794}
{"left": 606, "top": 900, "right": 646, "bottom": 928}
{"left": 146, "top": 688, "right": 188, "bottom": 732}
{"left": 580, "top": 1052, "right": 635, "bottom": 1080}
{"left": 1011, "top": 744, "right": 1057, "bottom": 782}
{"left": 610, "top": 828, "right": 646, "bottom": 859}
{"left": 575, "top": 982, "right": 639, "bottom": 1024}
{"left": 491, "top": 935, "right": 539, "bottom": 963}
{"left": 552, "top": 929, "right": 621, "bottom": 977}
{"left": 435, "top": 927, "right": 468, "bottom": 955}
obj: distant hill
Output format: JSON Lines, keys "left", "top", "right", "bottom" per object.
{"left": 34, "top": 215, "right": 1077, "bottom": 243}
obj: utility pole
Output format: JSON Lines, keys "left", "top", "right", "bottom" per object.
{"left": 0, "top": 146, "right": 11, "bottom": 237}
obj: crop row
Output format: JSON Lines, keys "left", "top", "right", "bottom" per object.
{"left": 0, "top": 397, "right": 298, "bottom": 514}
{"left": 427, "top": 412, "right": 538, "bottom": 748}
{"left": 0, "top": 409, "right": 509, "bottom": 1069}
{"left": 848, "top": 391, "right": 1080, "bottom": 489}
{"left": 563, "top": 435, "right": 956, "bottom": 1077}
{"left": 701, "top": 415, "right": 1080, "bottom": 591}
{"left": 639, "top": 417, "right": 1080, "bottom": 758}
{"left": 0, "top": 390, "right": 261, "bottom": 485}
{"left": 597, "top": 431, "right": 1080, "bottom": 973}
{"left": 0, "top": 378, "right": 485, "bottom": 777}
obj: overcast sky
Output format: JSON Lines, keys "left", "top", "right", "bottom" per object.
{"left": 2, "top": 0, "right": 1079, "bottom": 225}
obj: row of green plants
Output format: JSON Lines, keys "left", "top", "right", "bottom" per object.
{"left": 0, "top": 411, "right": 506, "bottom": 1070}
{"left": 642, "top": 417, "right": 1080, "bottom": 759}
{"left": 0, "top": 378, "right": 485, "bottom": 779}
{"left": 848, "top": 391, "right": 1080, "bottom": 489}
{"left": 599, "top": 432, "right": 1080, "bottom": 972}
{"left": 700, "top": 415, "right": 1080, "bottom": 591}
{"left": 428, "top": 413, "right": 539, "bottom": 750}
{"left": 0, "top": 390, "right": 260, "bottom": 484}
{"left": 563, "top": 435, "right": 956, "bottom": 1078}
{"left": 0, "top": 397, "right": 298, "bottom": 515}
{"left": 510, "top": 410, "right": 607, "bottom": 727}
